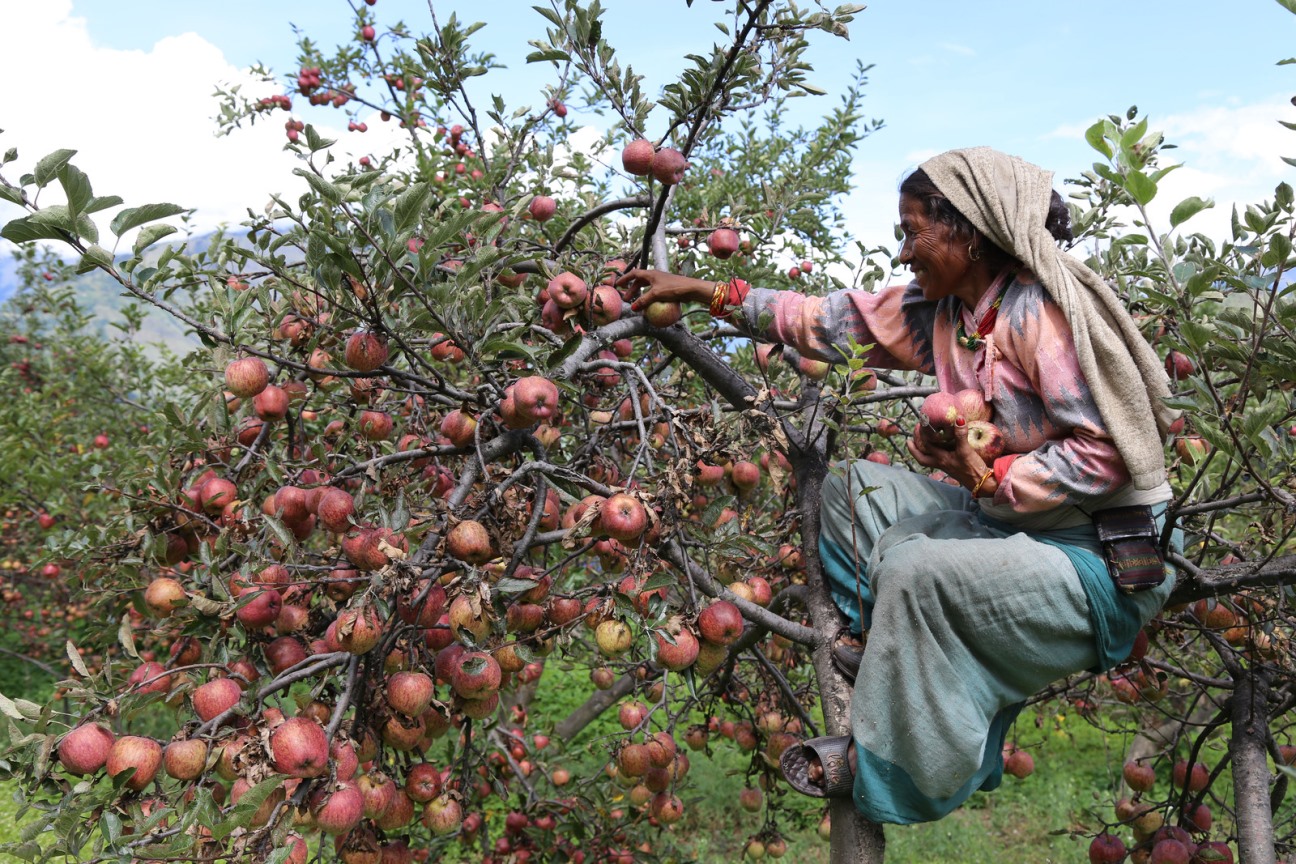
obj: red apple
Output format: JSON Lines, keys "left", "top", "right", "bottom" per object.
{"left": 224, "top": 357, "right": 269, "bottom": 398}
{"left": 650, "top": 148, "right": 688, "bottom": 185}
{"left": 622, "top": 139, "right": 655, "bottom": 176}
{"left": 528, "top": 195, "right": 556, "bottom": 222}
{"left": 697, "top": 600, "right": 743, "bottom": 646}
{"left": 58, "top": 723, "right": 115, "bottom": 776}
{"left": 270, "top": 716, "right": 330, "bottom": 778}
{"left": 707, "top": 228, "right": 739, "bottom": 259}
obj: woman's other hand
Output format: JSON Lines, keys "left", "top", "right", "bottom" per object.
{"left": 619, "top": 269, "right": 716, "bottom": 311}
{"left": 907, "top": 420, "right": 999, "bottom": 497}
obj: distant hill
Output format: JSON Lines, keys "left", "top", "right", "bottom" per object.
{"left": 0, "top": 231, "right": 236, "bottom": 356}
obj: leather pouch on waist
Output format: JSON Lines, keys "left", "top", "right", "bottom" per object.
{"left": 1093, "top": 505, "right": 1165, "bottom": 594}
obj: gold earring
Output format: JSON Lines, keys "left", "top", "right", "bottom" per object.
{"left": 968, "top": 242, "right": 981, "bottom": 262}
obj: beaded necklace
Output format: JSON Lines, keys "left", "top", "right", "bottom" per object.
{"left": 955, "top": 291, "right": 1004, "bottom": 351}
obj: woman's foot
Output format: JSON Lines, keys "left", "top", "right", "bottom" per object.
{"left": 831, "top": 634, "right": 865, "bottom": 682}
{"left": 780, "top": 735, "right": 857, "bottom": 799}
{"left": 807, "top": 739, "right": 857, "bottom": 786}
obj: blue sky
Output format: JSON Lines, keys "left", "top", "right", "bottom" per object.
{"left": 3, "top": 0, "right": 1294, "bottom": 255}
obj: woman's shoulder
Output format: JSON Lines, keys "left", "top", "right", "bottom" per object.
{"left": 1001, "top": 270, "right": 1059, "bottom": 317}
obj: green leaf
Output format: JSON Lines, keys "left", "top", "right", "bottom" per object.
{"left": 33, "top": 148, "right": 76, "bottom": 187}
{"left": 84, "top": 194, "right": 124, "bottom": 214}
{"left": 1, "top": 215, "right": 69, "bottom": 244}
{"left": 800, "top": 83, "right": 828, "bottom": 96}
{"left": 1169, "top": 196, "right": 1213, "bottom": 228}
{"left": 392, "top": 183, "right": 432, "bottom": 235}
{"left": 1276, "top": 0, "right": 1296, "bottom": 15}
{"left": 1281, "top": 155, "right": 1296, "bottom": 169}
{"left": 1125, "top": 171, "right": 1157, "bottom": 206}
{"left": 66, "top": 641, "right": 90, "bottom": 678}
{"left": 303, "top": 125, "right": 334, "bottom": 152}
{"left": 57, "top": 163, "right": 92, "bottom": 217}
{"left": 526, "top": 49, "right": 571, "bottom": 63}
{"left": 133, "top": 223, "right": 178, "bottom": 255}
{"left": 215, "top": 776, "right": 283, "bottom": 839}
{"left": 294, "top": 168, "right": 342, "bottom": 203}
{"left": 118, "top": 616, "right": 139, "bottom": 660}
{"left": 2, "top": 147, "right": 15, "bottom": 164}
{"left": 1084, "top": 121, "right": 1113, "bottom": 159}
{"left": 0, "top": 185, "right": 22, "bottom": 205}
{"left": 75, "top": 244, "right": 112, "bottom": 274}
{"left": 110, "top": 202, "right": 186, "bottom": 237}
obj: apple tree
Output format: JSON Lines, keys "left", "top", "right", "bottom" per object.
{"left": 0, "top": 2, "right": 1293, "bottom": 864}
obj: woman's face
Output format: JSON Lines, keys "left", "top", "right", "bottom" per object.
{"left": 897, "top": 193, "right": 972, "bottom": 302}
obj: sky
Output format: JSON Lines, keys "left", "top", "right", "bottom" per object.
{"left": 1, "top": 0, "right": 1294, "bottom": 266}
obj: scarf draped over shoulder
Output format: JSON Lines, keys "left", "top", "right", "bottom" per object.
{"left": 920, "top": 147, "right": 1178, "bottom": 490}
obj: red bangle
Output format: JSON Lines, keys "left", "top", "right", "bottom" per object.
{"left": 710, "top": 278, "right": 750, "bottom": 319}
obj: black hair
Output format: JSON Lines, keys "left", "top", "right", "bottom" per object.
{"left": 898, "top": 168, "right": 1072, "bottom": 271}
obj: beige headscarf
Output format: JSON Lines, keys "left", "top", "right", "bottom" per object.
{"left": 920, "top": 147, "right": 1178, "bottom": 491}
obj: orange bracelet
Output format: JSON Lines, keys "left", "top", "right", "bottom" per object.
{"left": 971, "top": 469, "right": 994, "bottom": 498}
{"left": 709, "top": 280, "right": 730, "bottom": 317}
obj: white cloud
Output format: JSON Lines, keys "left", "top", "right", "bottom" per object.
{"left": 0, "top": 0, "right": 387, "bottom": 249}
{"left": 1044, "top": 98, "right": 1295, "bottom": 242}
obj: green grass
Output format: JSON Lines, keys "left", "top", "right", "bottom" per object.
{"left": 0, "top": 657, "right": 1270, "bottom": 863}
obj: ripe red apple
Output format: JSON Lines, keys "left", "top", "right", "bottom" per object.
{"left": 387, "top": 671, "right": 435, "bottom": 717}
{"left": 697, "top": 600, "right": 744, "bottom": 646}
{"left": 1165, "top": 350, "right": 1194, "bottom": 380}
{"left": 1123, "top": 760, "right": 1156, "bottom": 792}
{"left": 528, "top": 195, "right": 556, "bottom": 221}
{"left": 423, "top": 793, "right": 463, "bottom": 836}
{"left": 270, "top": 716, "right": 330, "bottom": 778}
{"left": 252, "top": 384, "right": 288, "bottom": 421}
{"left": 359, "top": 410, "right": 392, "bottom": 441}
{"left": 361, "top": 25, "right": 376, "bottom": 41}
{"left": 440, "top": 409, "right": 477, "bottom": 447}
{"left": 919, "top": 391, "right": 960, "bottom": 441}
{"left": 144, "top": 576, "right": 187, "bottom": 618}
{"left": 192, "top": 677, "right": 242, "bottom": 723}
{"left": 316, "top": 488, "right": 356, "bottom": 534}
{"left": 730, "top": 460, "right": 760, "bottom": 492}
{"left": 588, "top": 284, "right": 624, "bottom": 325}
{"left": 405, "top": 762, "right": 442, "bottom": 803}
{"left": 312, "top": 781, "right": 365, "bottom": 835}
{"left": 800, "top": 259, "right": 814, "bottom": 273}
{"left": 224, "top": 357, "right": 269, "bottom": 398}
{"left": 335, "top": 606, "right": 384, "bottom": 654}
{"left": 797, "top": 356, "right": 830, "bottom": 380}
{"left": 512, "top": 376, "right": 560, "bottom": 424}
{"left": 1174, "top": 435, "right": 1210, "bottom": 465}
{"left": 952, "top": 388, "right": 992, "bottom": 422}
{"left": 656, "top": 629, "right": 700, "bottom": 671}
{"left": 966, "top": 420, "right": 1005, "bottom": 460}
{"left": 446, "top": 519, "right": 494, "bottom": 565}
{"left": 599, "top": 494, "right": 648, "bottom": 544}
{"left": 708, "top": 228, "right": 739, "bottom": 259}
{"left": 58, "top": 723, "right": 115, "bottom": 776}
{"left": 451, "top": 651, "right": 502, "bottom": 698}
{"left": 1003, "top": 747, "right": 1034, "bottom": 779}
{"left": 235, "top": 585, "right": 282, "bottom": 630}
{"left": 1088, "top": 833, "right": 1127, "bottom": 864}
{"left": 344, "top": 331, "right": 388, "bottom": 372}
{"left": 1171, "top": 759, "right": 1209, "bottom": 793}
{"left": 547, "top": 272, "right": 588, "bottom": 309}
{"left": 106, "top": 735, "right": 162, "bottom": 791}
{"left": 621, "top": 139, "right": 655, "bottom": 175}
{"left": 650, "top": 148, "right": 688, "bottom": 185}
{"left": 162, "top": 737, "right": 207, "bottom": 781}
{"left": 643, "top": 300, "right": 682, "bottom": 328}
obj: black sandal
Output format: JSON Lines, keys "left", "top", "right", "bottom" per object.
{"left": 779, "top": 735, "right": 855, "bottom": 799}
{"left": 831, "top": 643, "right": 864, "bottom": 683}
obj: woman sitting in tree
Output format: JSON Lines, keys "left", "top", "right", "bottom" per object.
{"left": 619, "top": 147, "right": 1179, "bottom": 823}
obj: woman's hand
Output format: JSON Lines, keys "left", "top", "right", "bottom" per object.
{"left": 907, "top": 420, "right": 999, "bottom": 497}
{"left": 617, "top": 269, "right": 716, "bottom": 311}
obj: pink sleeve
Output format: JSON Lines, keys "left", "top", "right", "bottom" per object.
{"left": 741, "top": 282, "right": 937, "bottom": 374}
{"left": 991, "top": 299, "right": 1130, "bottom": 511}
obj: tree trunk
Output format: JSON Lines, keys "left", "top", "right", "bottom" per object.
{"left": 1230, "top": 666, "right": 1276, "bottom": 864}
{"left": 795, "top": 450, "right": 888, "bottom": 864}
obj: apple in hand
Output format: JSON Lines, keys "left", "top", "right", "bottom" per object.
{"left": 965, "top": 420, "right": 1005, "bottom": 460}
